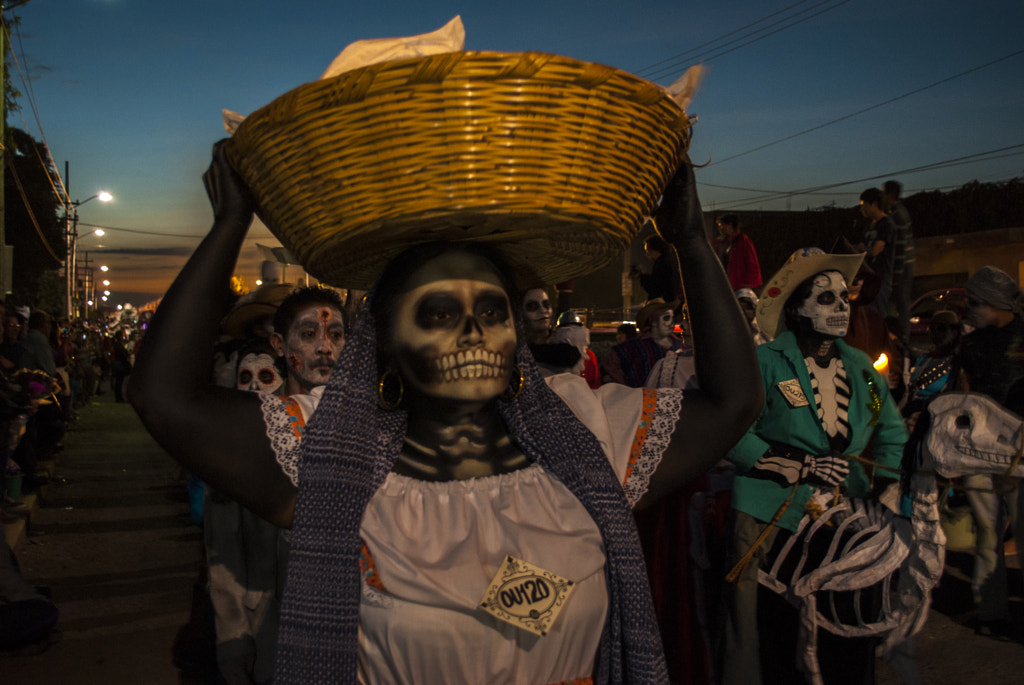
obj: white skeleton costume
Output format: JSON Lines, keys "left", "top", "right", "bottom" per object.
{"left": 725, "top": 251, "right": 942, "bottom": 685}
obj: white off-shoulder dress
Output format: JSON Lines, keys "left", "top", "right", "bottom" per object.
{"left": 260, "top": 374, "right": 682, "bottom": 685}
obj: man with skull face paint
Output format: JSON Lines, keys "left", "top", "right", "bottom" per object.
{"left": 129, "top": 138, "right": 761, "bottom": 685}
{"left": 270, "top": 286, "right": 347, "bottom": 397}
{"left": 721, "top": 247, "right": 908, "bottom": 685}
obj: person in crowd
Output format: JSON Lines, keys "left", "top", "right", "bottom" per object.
{"left": 110, "top": 335, "right": 133, "bottom": 403}
{"left": 883, "top": 180, "right": 915, "bottom": 343}
{"left": 603, "top": 298, "right": 684, "bottom": 388}
{"left": 269, "top": 286, "right": 347, "bottom": 397}
{"left": 735, "top": 288, "right": 769, "bottom": 345}
{"left": 956, "top": 265, "right": 1024, "bottom": 641}
{"left": 0, "top": 303, "right": 16, "bottom": 373}
{"left": 20, "top": 311, "right": 57, "bottom": 377}
{"left": 520, "top": 287, "right": 552, "bottom": 345}
{"left": 548, "top": 310, "right": 601, "bottom": 389}
{"left": 0, "top": 309, "right": 25, "bottom": 373}
{"left": 630, "top": 234, "right": 683, "bottom": 303}
{"left": 903, "top": 310, "right": 960, "bottom": 419}
{"left": 842, "top": 257, "right": 894, "bottom": 365}
{"left": 616, "top": 322, "right": 638, "bottom": 344}
{"left": 858, "top": 187, "right": 896, "bottom": 319}
{"left": 720, "top": 247, "right": 907, "bottom": 685}
{"left": 128, "top": 143, "right": 761, "bottom": 683}
{"left": 12, "top": 311, "right": 63, "bottom": 491}
{"left": 206, "top": 285, "right": 347, "bottom": 684}
{"left": 715, "top": 214, "right": 762, "bottom": 291}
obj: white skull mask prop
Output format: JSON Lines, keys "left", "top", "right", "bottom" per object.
{"left": 926, "top": 392, "right": 1024, "bottom": 478}
{"left": 237, "top": 352, "right": 283, "bottom": 394}
{"left": 391, "top": 252, "right": 517, "bottom": 403}
{"left": 797, "top": 270, "right": 850, "bottom": 337}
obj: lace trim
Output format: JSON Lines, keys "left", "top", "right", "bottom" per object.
{"left": 259, "top": 393, "right": 303, "bottom": 486}
{"left": 622, "top": 388, "right": 684, "bottom": 507}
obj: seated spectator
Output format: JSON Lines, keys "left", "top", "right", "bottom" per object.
{"left": 0, "top": 541, "right": 58, "bottom": 651}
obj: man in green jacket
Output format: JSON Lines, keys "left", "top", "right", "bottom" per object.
{"left": 721, "top": 247, "right": 908, "bottom": 685}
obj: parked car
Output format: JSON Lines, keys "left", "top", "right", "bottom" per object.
{"left": 907, "top": 287, "right": 969, "bottom": 356}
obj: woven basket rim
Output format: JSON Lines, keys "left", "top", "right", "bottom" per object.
{"left": 227, "top": 50, "right": 692, "bottom": 290}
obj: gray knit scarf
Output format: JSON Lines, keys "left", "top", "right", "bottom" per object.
{"left": 273, "top": 295, "right": 668, "bottom": 684}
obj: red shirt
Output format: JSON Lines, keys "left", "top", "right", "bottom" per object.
{"left": 724, "top": 231, "right": 763, "bottom": 291}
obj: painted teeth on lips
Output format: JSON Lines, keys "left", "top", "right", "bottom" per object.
{"left": 435, "top": 350, "right": 506, "bottom": 381}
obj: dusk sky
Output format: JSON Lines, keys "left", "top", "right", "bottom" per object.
{"left": 9, "top": 0, "right": 1023, "bottom": 307}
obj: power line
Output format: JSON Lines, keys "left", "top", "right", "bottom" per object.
{"left": 638, "top": 0, "right": 854, "bottom": 82}
{"left": 77, "top": 221, "right": 276, "bottom": 243}
{"left": 709, "top": 48, "right": 1024, "bottom": 167}
{"left": 710, "top": 144, "right": 1024, "bottom": 210}
{"left": 635, "top": 0, "right": 823, "bottom": 76}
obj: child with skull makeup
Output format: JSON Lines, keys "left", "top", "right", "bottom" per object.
{"left": 128, "top": 142, "right": 762, "bottom": 684}
{"left": 720, "top": 248, "right": 908, "bottom": 685}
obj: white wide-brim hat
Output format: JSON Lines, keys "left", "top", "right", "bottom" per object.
{"left": 755, "top": 247, "right": 865, "bottom": 340}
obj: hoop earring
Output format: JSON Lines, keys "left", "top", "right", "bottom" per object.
{"left": 378, "top": 368, "right": 404, "bottom": 410}
{"left": 503, "top": 364, "right": 525, "bottom": 402}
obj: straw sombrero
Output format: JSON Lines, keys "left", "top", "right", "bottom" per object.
{"left": 221, "top": 283, "right": 295, "bottom": 339}
{"left": 225, "top": 51, "right": 692, "bottom": 290}
{"left": 636, "top": 298, "right": 679, "bottom": 330}
{"left": 755, "top": 247, "right": 865, "bottom": 340}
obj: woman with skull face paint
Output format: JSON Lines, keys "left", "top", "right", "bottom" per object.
{"left": 129, "top": 141, "right": 761, "bottom": 684}
{"left": 720, "top": 248, "right": 909, "bottom": 685}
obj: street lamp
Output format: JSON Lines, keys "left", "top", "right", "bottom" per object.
{"left": 63, "top": 169, "right": 112, "bottom": 319}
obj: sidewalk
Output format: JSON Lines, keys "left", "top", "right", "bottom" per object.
{"left": 1, "top": 390, "right": 211, "bottom": 685}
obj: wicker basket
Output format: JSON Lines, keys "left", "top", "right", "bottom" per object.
{"left": 226, "top": 51, "right": 692, "bottom": 290}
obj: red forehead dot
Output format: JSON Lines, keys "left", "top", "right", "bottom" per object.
{"left": 768, "top": 287, "right": 781, "bottom": 298}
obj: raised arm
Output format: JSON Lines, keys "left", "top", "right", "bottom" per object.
{"left": 638, "top": 158, "right": 763, "bottom": 506}
{"left": 127, "top": 142, "right": 296, "bottom": 527}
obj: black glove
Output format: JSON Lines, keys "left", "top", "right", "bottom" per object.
{"left": 202, "top": 140, "right": 255, "bottom": 229}
{"left": 651, "top": 155, "right": 705, "bottom": 245}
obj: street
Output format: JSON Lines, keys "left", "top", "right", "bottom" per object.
{"left": 3, "top": 393, "right": 210, "bottom": 685}
{"left": 2, "top": 391, "right": 1023, "bottom": 684}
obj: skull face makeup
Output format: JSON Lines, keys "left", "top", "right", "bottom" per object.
{"left": 797, "top": 270, "right": 850, "bottom": 338}
{"left": 521, "top": 288, "right": 552, "bottom": 342}
{"left": 237, "top": 352, "right": 283, "bottom": 394}
{"left": 274, "top": 304, "right": 346, "bottom": 393}
{"left": 651, "top": 309, "right": 675, "bottom": 341}
{"left": 391, "top": 252, "right": 517, "bottom": 403}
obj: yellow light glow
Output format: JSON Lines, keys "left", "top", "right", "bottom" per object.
{"left": 873, "top": 353, "right": 889, "bottom": 373}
